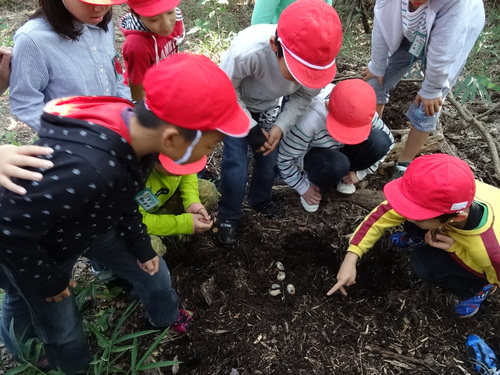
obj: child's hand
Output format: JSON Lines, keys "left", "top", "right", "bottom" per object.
{"left": 414, "top": 94, "right": 443, "bottom": 116}
{"left": 259, "top": 125, "right": 282, "bottom": 156}
{"left": 192, "top": 213, "right": 213, "bottom": 233}
{"left": 361, "top": 66, "right": 383, "bottom": 86}
{"left": 327, "top": 252, "right": 359, "bottom": 296}
{"left": 45, "top": 279, "right": 76, "bottom": 302}
{"left": 137, "top": 256, "right": 160, "bottom": 275}
{"left": 0, "top": 145, "right": 54, "bottom": 195}
{"left": 342, "top": 171, "right": 359, "bottom": 185}
{"left": 424, "top": 229, "right": 454, "bottom": 250}
{"left": 187, "top": 203, "right": 211, "bottom": 221}
{"left": 301, "top": 184, "right": 322, "bottom": 205}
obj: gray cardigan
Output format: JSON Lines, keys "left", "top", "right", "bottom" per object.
{"left": 368, "top": 0, "right": 485, "bottom": 99}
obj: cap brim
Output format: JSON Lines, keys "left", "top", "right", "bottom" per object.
{"left": 215, "top": 107, "right": 251, "bottom": 138}
{"left": 158, "top": 154, "right": 207, "bottom": 175}
{"left": 383, "top": 179, "right": 445, "bottom": 220}
{"left": 326, "top": 113, "right": 371, "bottom": 145}
{"left": 80, "top": 0, "right": 127, "bottom": 4}
{"left": 284, "top": 52, "right": 337, "bottom": 89}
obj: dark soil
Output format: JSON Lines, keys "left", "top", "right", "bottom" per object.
{"left": 1, "top": 2, "right": 500, "bottom": 375}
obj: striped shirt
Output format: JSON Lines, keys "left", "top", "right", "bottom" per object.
{"left": 277, "top": 84, "right": 394, "bottom": 196}
{"left": 10, "top": 18, "right": 131, "bottom": 131}
{"left": 401, "top": 0, "right": 428, "bottom": 42}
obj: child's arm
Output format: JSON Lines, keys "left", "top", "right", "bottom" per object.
{"left": 129, "top": 83, "right": 144, "bottom": 102}
{"left": 327, "top": 252, "right": 359, "bottom": 296}
{"left": 420, "top": 1, "right": 484, "bottom": 110}
{"left": 0, "top": 145, "right": 54, "bottom": 195}
{"left": 0, "top": 45, "right": 12, "bottom": 95}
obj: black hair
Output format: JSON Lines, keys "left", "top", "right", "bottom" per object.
{"left": 134, "top": 101, "right": 197, "bottom": 142}
{"left": 434, "top": 213, "right": 459, "bottom": 223}
{"left": 30, "top": 0, "right": 112, "bottom": 41}
{"left": 274, "top": 30, "right": 284, "bottom": 59}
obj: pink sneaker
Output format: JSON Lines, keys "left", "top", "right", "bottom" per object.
{"left": 171, "top": 309, "right": 194, "bottom": 333}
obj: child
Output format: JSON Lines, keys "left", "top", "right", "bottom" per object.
{"left": 278, "top": 79, "right": 394, "bottom": 213}
{"left": 140, "top": 153, "right": 218, "bottom": 256}
{"left": 329, "top": 154, "right": 500, "bottom": 319}
{"left": 0, "top": 45, "right": 11, "bottom": 95}
{"left": 251, "top": 0, "right": 332, "bottom": 25}
{"left": 217, "top": 0, "right": 343, "bottom": 245}
{"left": 120, "top": 0, "right": 185, "bottom": 101}
{"left": 0, "top": 53, "right": 249, "bottom": 374}
{"left": 362, "top": 0, "right": 485, "bottom": 178}
{"left": 9, "top": 0, "right": 131, "bottom": 131}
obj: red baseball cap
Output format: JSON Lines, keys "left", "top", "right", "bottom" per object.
{"left": 127, "top": 0, "right": 180, "bottom": 17}
{"left": 158, "top": 154, "right": 206, "bottom": 175}
{"left": 143, "top": 53, "right": 250, "bottom": 137}
{"left": 384, "top": 154, "right": 476, "bottom": 220}
{"left": 277, "top": 0, "right": 342, "bottom": 89}
{"left": 326, "top": 79, "right": 376, "bottom": 145}
{"left": 80, "top": 0, "right": 127, "bottom": 4}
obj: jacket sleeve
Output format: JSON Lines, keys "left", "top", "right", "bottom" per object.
{"left": 179, "top": 174, "right": 202, "bottom": 211}
{"left": 273, "top": 86, "right": 320, "bottom": 135}
{"left": 9, "top": 32, "right": 49, "bottom": 131}
{"left": 419, "top": 1, "right": 482, "bottom": 99}
{"left": 0, "top": 159, "right": 107, "bottom": 298}
{"left": 117, "top": 202, "right": 158, "bottom": 263}
{"left": 347, "top": 201, "right": 406, "bottom": 258}
{"left": 277, "top": 112, "right": 319, "bottom": 195}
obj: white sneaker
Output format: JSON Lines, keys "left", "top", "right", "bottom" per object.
{"left": 300, "top": 196, "right": 319, "bottom": 213}
{"left": 336, "top": 182, "right": 356, "bottom": 195}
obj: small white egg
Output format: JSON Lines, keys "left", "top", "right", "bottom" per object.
{"left": 277, "top": 271, "right": 286, "bottom": 281}
{"left": 275, "top": 262, "right": 285, "bottom": 271}
{"left": 269, "top": 288, "right": 281, "bottom": 296}
{"left": 270, "top": 283, "right": 280, "bottom": 290}
{"left": 286, "top": 284, "right": 295, "bottom": 295}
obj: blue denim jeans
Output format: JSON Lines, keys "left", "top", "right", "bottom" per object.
{"left": 218, "top": 135, "right": 279, "bottom": 221}
{"left": 0, "top": 229, "right": 179, "bottom": 373}
{"left": 409, "top": 244, "right": 487, "bottom": 300}
{"left": 304, "top": 128, "right": 392, "bottom": 195}
{"left": 366, "top": 38, "right": 444, "bottom": 132}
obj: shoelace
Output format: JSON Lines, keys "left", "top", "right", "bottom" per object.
{"left": 469, "top": 359, "right": 500, "bottom": 375}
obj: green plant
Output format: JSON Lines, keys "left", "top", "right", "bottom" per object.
{"left": 454, "top": 74, "right": 500, "bottom": 103}
{"left": 87, "top": 301, "right": 179, "bottom": 374}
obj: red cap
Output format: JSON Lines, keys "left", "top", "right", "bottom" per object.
{"left": 80, "top": 0, "right": 127, "bottom": 4}
{"left": 127, "top": 0, "right": 180, "bottom": 17}
{"left": 384, "top": 154, "right": 476, "bottom": 220}
{"left": 277, "top": 0, "right": 342, "bottom": 89}
{"left": 326, "top": 79, "right": 376, "bottom": 145}
{"left": 143, "top": 53, "right": 250, "bottom": 137}
{"left": 158, "top": 154, "right": 206, "bottom": 175}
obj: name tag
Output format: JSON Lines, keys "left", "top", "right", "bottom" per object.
{"left": 409, "top": 31, "right": 426, "bottom": 57}
{"left": 135, "top": 188, "right": 160, "bottom": 211}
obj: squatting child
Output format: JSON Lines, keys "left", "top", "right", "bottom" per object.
{"left": 140, "top": 153, "right": 218, "bottom": 256}
{"left": 278, "top": 79, "right": 394, "bottom": 213}
{"left": 329, "top": 154, "right": 500, "bottom": 319}
{"left": 0, "top": 53, "right": 249, "bottom": 374}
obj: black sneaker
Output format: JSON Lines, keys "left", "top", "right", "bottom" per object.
{"left": 252, "top": 200, "right": 284, "bottom": 219}
{"left": 217, "top": 220, "right": 238, "bottom": 245}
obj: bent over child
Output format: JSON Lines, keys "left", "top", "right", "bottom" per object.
{"left": 329, "top": 154, "right": 500, "bottom": 319}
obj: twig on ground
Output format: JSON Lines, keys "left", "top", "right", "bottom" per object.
{"left": 447, "top": 92, "right": 500, "bottom": 178}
